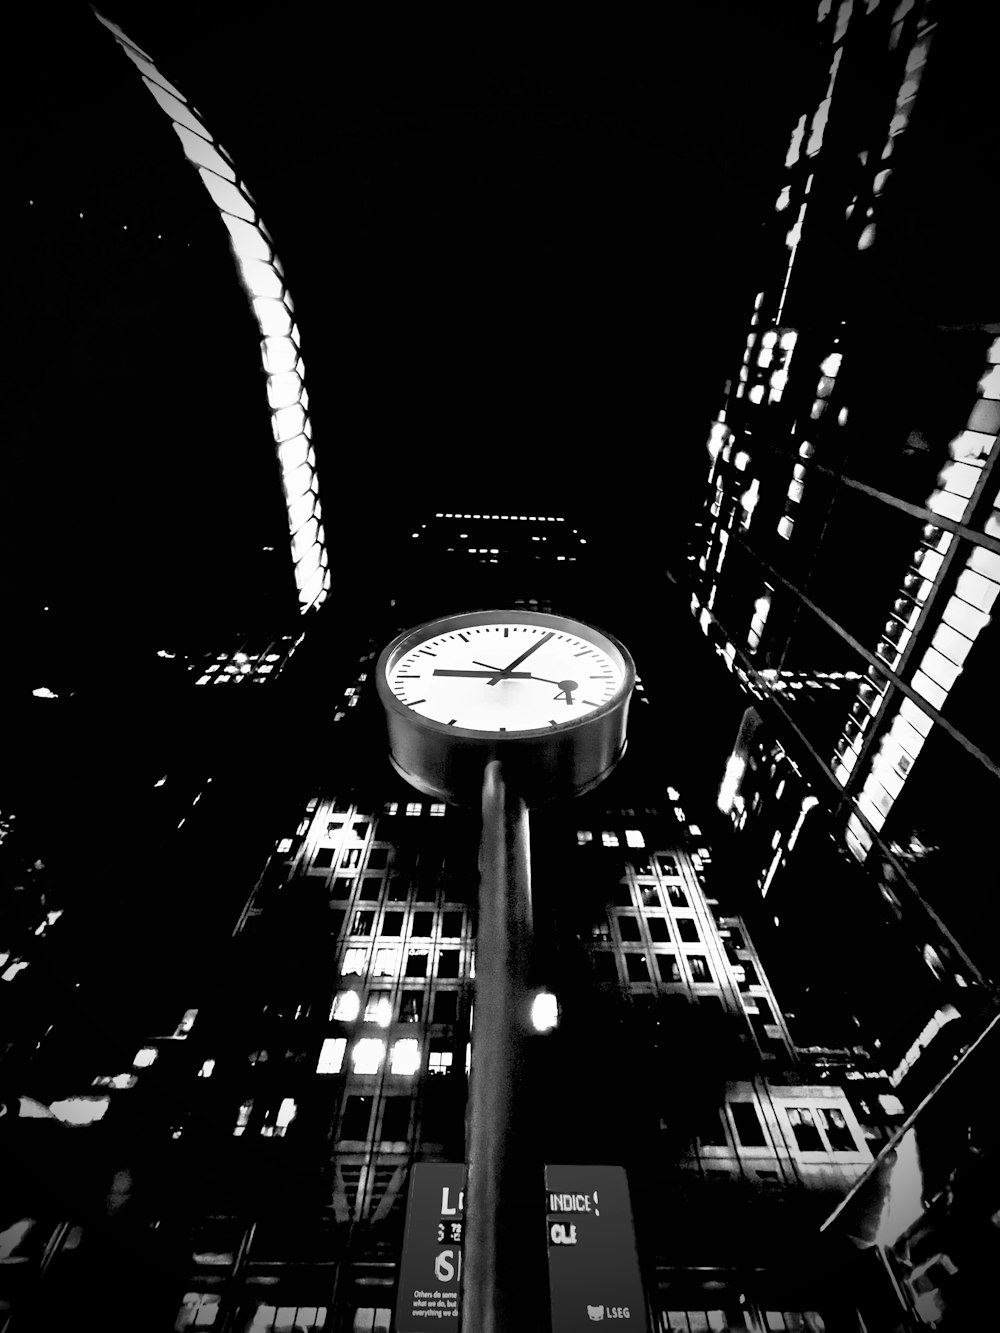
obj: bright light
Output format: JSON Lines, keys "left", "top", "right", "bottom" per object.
{"left": 317, "top": 1038, "right": 347, "bottom": 1074}
{"left": 366, "top": 996, "right": 393, "bottom": 1028}
{"left": 32, "top": 687, "right": 58, "bottom": 699}
{"left": 530, "top": 991, "right": 559, "bottom": 1033}
{"left": 133, "top": 1048, "right": 158, "bottom": 1068}
{"left": 878, "top": 1094, "right": 904, "bottom": 1116}
{"left": 94, "top": 11, "right": 328, "bottom": 614}
{"left": 352, "top": 1038, "right": 386, "bottom": 1075}
{"left": 390, "top": 1039, "right": 421, "bottom": 1075}
{"left": 274, "top": 1098, "right": 297, "bottom": 1132}
{"left": 49, "top": 1097, "right": 110, "bottom": 1126}
{"left": 331, "top": 991, "right": 361, "bottom": 1021}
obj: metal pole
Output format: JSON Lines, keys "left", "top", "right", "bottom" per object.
{"left": 461, "top": 759, "right": 540, "bottom": 1333}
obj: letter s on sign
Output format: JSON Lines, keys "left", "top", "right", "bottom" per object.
{"left": 435, "top": 1250, "right": 456, "bottom": 1283}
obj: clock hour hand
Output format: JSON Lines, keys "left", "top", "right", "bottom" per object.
{"left": 481, "top": 631, "right": 555, "bottom": 685}
{"left": 432, "top": 669, "right": 533, "bottom": 679}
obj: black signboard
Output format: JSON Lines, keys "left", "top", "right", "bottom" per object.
{"left": 396, "top": 1163, "right": 465, "bottom": 1331}
{"left": 545, "top": 1164, "right": 649, "bottom": 1331}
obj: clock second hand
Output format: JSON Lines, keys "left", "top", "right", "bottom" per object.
{"left": 472, "top": 661, "right": 578, "bottom": 704}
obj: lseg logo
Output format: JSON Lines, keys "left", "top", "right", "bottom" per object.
{"left": 587, "top": 1307, "right": 604, "bottom": 1322}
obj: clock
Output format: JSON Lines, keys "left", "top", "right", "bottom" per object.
{"left": 375, "top": 609, "right": 635, "bottom": 805}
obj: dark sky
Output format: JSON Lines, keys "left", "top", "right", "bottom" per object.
{"left": 8, "top": 3, "right": 815, "bottom": 643}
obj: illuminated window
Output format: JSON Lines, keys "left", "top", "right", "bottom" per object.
{"left": 601, "top": 832, "right": 620, "bottom": 848}
{"left": 175, "top": 1293, "right": 222, "bottom": 1329}
{"left": 406, "top": 803, "right": 421, "bottom": 817}
{"left": 577, "top": 831, "right": 593, "bottom": 845}
{"left": 351, "top": 1308, "right": 391, "bottom": 1332}
{"left": 133, "top": 1047, "right": 158, "bottom": 1068}
{"left": 197, "top": 1060, "right": 215, "bottom": 1079}
{"left": 390, "top": 1038, "right": 421, "bottom": 1075}
{"left": 331, "top": 990, "right": 361, "bottom": 1021}
{"left": 624, "top": 829, "right": 645, "bottom": 847}
{"left": 399, "top": 991, "right": 423, "bottom": 1023}
{"left": 352, "top": 1038, "right": 386, "bottom": 1075}
{"left": 428, "top": 1051, "right": 453, "bottom": 1075}
{"left": 530, "top": 992, "right": 559, "bottom": 1032}
{"left": 351, "top": 910, "right": 375, "bottom": 936}
{"left": 91, "top": 1073, "right": 137, "bottom": 1090}
{"left": 430, "top": 803, "right": 446, "bottom": 817}
{"left": 246, "top": 1308, "right": 330, "bottom": 1332}
{"left": 233, "top": 1100, "right": 254, "bottom": 1136}
{"left": 655, "top": 953, "right": 681, "bottom": 983}
{"left": 819, "top": 1107, "right": 858, "bottom": 1152}
{"left": 341, "top": 949, "right": 366, "bottom": 977}
{"left": 383, "top": 802, "right": 398, "bottom": 816}
{"left": 364, "top": 992, "right": 393, "bottom": 1027}
{"left": 317, "top": 1037, "right": 347, "bottom": 1073}
{"left": 786, "top": 1107, "right": 824, "bottom": 1152}
{"left": 260, "top": 1098, "right": 297, "bottom": 1138}
{"left": 373, "top": 948, "right": 398, "bottom": 978}
{"left": 687, "top": 955, "right": 711, "bottom": 983}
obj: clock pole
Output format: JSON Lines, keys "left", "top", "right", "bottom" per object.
{"left": 375, "top": 610, "right": 636, "bottom": 1332}
{"left": 461, "top": 759, "right": 543, "bottom": 1333}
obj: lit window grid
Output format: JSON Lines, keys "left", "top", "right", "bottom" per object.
{"left": 192, "top": 635, "right": 302, "bottom": 686}
{"left": 605, "top": 855, "right": 788, "bottom": 1051}
{"left": 95, "top": 13, "right": 329, "bottom": 614}
{"left": 834, "top": 347, "right": 999, "bottom": 848}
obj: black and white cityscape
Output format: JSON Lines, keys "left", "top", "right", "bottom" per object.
{"left": 3, "top": 3, "right": 999, "bottom": 1330}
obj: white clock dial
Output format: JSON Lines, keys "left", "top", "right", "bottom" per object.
{"left": 384, "top": 620, "right": 626, "bottom": 734}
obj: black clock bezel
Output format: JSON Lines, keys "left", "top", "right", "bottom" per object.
{"left": 376, "top": 607, "right": 634, "bottom": 741}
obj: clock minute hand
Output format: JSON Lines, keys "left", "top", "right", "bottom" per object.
{"left": 483, "top": 631, "right": 555, "bottom": 685}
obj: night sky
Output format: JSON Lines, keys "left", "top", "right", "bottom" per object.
{"left": 9, "top": 3, "right": 816, "bottom": 638}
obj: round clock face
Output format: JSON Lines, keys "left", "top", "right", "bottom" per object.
{"left": 382, "top": 611, "right": 629, "bottom": 735}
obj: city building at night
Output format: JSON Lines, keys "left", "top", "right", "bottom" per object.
{"left": 689, "top": 0, "right": 1000, "bottom": 1326}
{"left": 3, "top": 2, "right": 998, "bottom": 1331}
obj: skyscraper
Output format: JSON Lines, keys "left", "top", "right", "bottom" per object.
{"left": 687, "top": 0, "right": 1000, "bottom": 1326}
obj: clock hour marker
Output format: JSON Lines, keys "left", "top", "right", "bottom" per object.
{"left": 397, "top": 674, "right": 420, "bottom": 679}
{"left": 458, "top": 633, "right": 469, "bottom": 642}
{"left": 582, "top": 699, "right": 600, "bottom": 707}
{"left": 407, "top": 699, "right": 427, "bottom": 708}
{"left": 574, "top": 649, "right": 592, "bottom": 657}
{"left": 504, "top": 628, "right": 509, "bottom": 638}
{"left": 447, "top": 718, "right": 457, "bottom": 725}
{"left": 419, "top": 649, "right": 436, "bottom": 657}
{"left": 549, "top": 719, "right": 558, "bottom": 727}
